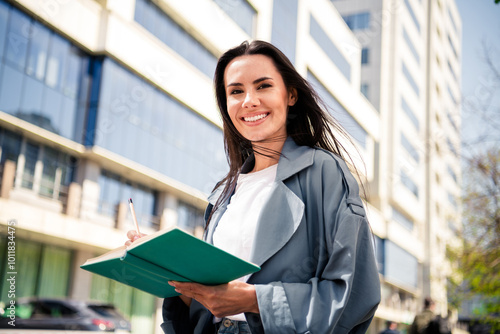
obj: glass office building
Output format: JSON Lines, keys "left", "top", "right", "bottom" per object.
{"left": 0, "top": 0, "right": 460, "bottom": 333}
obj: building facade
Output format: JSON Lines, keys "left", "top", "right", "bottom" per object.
{"left": 0, "top": 0, "right": 459, "bottom": 333}
{"left": 332, "top": 0, "right": 462, "bottom": 327}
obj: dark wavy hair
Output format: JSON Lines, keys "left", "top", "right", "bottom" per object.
{"left": 208, "top": 40, "right": 364, "bottom": 226}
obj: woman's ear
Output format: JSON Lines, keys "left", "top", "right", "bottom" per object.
{"left": 288, "top": 88, "right": 298, "bottom": 106}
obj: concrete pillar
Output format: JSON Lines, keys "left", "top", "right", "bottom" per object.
{"left": 153, "top": 298, "right": 164, "bottom": 334}
{"left": 77, "top": 160, "right": 101, "bottom": 221}
{"left": 65, "top": 182, "right": 82, "bottom": 217}
{"left": 115, "top": 201, "right": 128, "bottom": 230}
{"left": 69, "top": 250, "right": 94, "bottom": 301}
{"left": 0, "top": 160, "right": 16, "bottom": 198}
{"left": 159, "top": 193, "right": 178, "bottom": 230}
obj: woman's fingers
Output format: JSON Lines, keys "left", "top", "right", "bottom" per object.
{"left": 168, "top": 281, "right": 258, "bottom": 317}
{"left": 126, "top": 230, "right": 138, "bottom": 240}
{"left": 125, "top": 230, "right": 147, "bottom": 246}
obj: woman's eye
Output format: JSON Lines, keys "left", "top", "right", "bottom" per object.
{"left": 258, "top": 83, "right": 272, "bottom": 90}
{"left": 229, "top": 89, "right": 243, "bottom": 95}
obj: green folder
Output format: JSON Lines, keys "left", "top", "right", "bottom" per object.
{"left": 80, "top": 227, "right": 261, "bottom": 298}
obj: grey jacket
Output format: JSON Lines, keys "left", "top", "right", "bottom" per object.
{"left": 161, "top": 138, "right": 381, "bottom": 334}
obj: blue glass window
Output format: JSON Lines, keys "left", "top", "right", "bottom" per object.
{"left": 0, "top": 1, "right": 9, "bottom": 59}
{"left": 213, "top": 0, "right": 255, "bottom": 36}
{"left": 403, "top": 27, "right": 420, "bottom": 65}
{"left": 404, "top": 0, "right": 420, "bottom": 33}
{"left": 447, "top": 34, "right": 458, "bottom": 60}
{"left": 385, "top": 240, "right": 418, "bottom": 288}
{"left": 401, "top": 133, "right": 419, "bottom": 163}
{"left": 0, "top": 128, "right": 22, "bottom": 163}
{"left": 361, "top": 48, "right": 369, "bottom": 65}
{"left": 360, "top": 83, "right": 369, "bottom": 100}
{"left": 21, "top": 142, "right": 39, "bottom": 190}
{"left": 447, "top": 112, "right": 458, "bottom": 132}
{"left": 343, "top": 12, "right": 370, "bottom": 30}
{"left": 0, "top": 1, "right": 89, "bottom": 141}
{"left": 447, "top": 164, "right": 457, "bottom": 183}
{"left": 0, "top": 127, "right": 76, "bottom": 199}
{"left": 98, "top": 170, "right": 158, "bottom": 227}
{"left": 40, "top": 146, "right": 59, "bottom": 198}
{"left": 447, "top": 137, "right": 457, "bottom": 156}
{"left": 401, "top": 97, "right": 419, "bottom": 130}
{"left": 39, "top": 146, "right": 76, "bottom": 199}
{"left": 271, "top": 0, "right": 298, "bottom": 64}
{"left": 447, "top": 85, "right": 457, "bottom": 105}
{"left": 447, "top": 60, "right": 458, "bottom": 82}
{"left": 374, "top": 236, "right": 385, "bottom": 275}
{"left": 447, "top": 8, "right": 458, "bottom": 33}
{"left": 0, "top": 64, "right": 24, "bottom": 113}
{"left": 401, "top": 170, "right": 419, "bottom": 198}
{"left": 134, "top": 0, "right": 217, "bottom": 78}
{"left": 392, "top": 207, "right": 414, "bottom": 231}
{"left": 94, "top": 59, "right": 227, "bottom": 193}
{"left": 4, "top": 9, "right": 30, "bottom": 70}
{"left": 402, "top": 62, "right": 419, "bottom": 97}
{"left": 177, "top": 202, "right": 205, "bottom": 235}
{"left": 26, "top": 21, "right": 50, "bottom": 80}
{"left": 308, "top": 72, "right": 367, "bottom": 148}
{"left": 309, "top": 16, "right": 351, "bottom": 80}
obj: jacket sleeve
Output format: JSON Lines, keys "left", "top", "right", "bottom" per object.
{"left": 253, "top": 158, "right": 381, "bottom": 333}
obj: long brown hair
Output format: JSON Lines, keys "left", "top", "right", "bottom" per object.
{"left": 208, "top": 40, "right": 364, "bottom": 227}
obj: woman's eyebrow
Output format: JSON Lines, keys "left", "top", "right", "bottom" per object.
{"left": 226, "top": 76, "right": 273, "bottom": 87}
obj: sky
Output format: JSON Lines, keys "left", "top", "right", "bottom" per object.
{"left": 455, "top": 0, "right": 500, "bottom": 152}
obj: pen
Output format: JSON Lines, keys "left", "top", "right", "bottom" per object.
{"left": 128, "top": 198, "right": 141, "bottom": 235}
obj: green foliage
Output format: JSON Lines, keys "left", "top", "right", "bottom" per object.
{"left": 447, "top": 148, "right": 500, "bottom": 332}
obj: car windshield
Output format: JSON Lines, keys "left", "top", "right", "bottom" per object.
{"left": 88, "top": 305, "right": 122, "bottom": 318}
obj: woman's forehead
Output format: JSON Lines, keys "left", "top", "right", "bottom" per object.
{"left": 224, "top": 54, "right": 281, "bottom": 83}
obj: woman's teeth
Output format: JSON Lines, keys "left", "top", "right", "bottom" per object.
{"left": 244, "top": 113, "right": 268, "bottom": 122}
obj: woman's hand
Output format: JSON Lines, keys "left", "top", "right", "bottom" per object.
{"left": 124, "top": 230, "right": 147, "bottom": 246}
{"left": 168, "top": 280, "right": 259, "bottom": 318}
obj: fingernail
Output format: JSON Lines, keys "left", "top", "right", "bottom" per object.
{"left": 168, "top": 281, "right": 175, "bottom": 286}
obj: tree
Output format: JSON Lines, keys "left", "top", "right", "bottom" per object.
{"left": 447, "top": 42, "right": 500, "bottom": 332}
{"left": 447, "top": 147, "right": 500, "bottom": 331}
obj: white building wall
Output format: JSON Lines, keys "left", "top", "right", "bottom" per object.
{"left": 332, "top": 0, "right": 462, "bottom": 328}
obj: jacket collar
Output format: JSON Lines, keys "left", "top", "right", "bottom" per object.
{"left": 241, "top": 137, "right": 314, "bottom": 181}
{"left": 207, "top": 137, "right": 314, "bottom": 205}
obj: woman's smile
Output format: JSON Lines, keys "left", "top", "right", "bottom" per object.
{"left": 241, "top": 112, "right": 270, "bottom": 123}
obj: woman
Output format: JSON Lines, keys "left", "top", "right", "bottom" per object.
{"left": 127, "top": 40, "right": 380, "bottom": 333}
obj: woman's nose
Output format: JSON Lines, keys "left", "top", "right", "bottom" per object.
{"left": 242, "top": 91, "right": 259, "bottom": 108}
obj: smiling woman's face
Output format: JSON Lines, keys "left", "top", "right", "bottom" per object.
{"left": 224, "top": 54, "right": 296, "bottom": 143}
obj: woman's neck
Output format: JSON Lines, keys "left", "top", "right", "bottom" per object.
{"left": 251, "top": 138, "right": 286, "bottom": 173}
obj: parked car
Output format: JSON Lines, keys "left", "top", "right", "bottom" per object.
{"left": 0, "top": 297, "right": 131, "bottom": 332}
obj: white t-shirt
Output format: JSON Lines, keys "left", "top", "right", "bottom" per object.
{"left": 212, "top": 164, "right": 278, "bottom": 321}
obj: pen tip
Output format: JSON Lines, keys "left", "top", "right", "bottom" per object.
{"left": 128, "top": 198, "right": 133, "bottom": 203}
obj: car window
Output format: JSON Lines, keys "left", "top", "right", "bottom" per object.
{"left": 31, "top": 301, "right": 78, "bottom": 318}
{"left": 88, "top": 305, "right": 122, "bottom": 318}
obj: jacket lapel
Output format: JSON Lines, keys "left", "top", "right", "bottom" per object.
{"left": 205, "top": 138, "right": 315, "bottom": 266}
{"left": 249, "top": 181, "right": 304, "bottom": 266}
